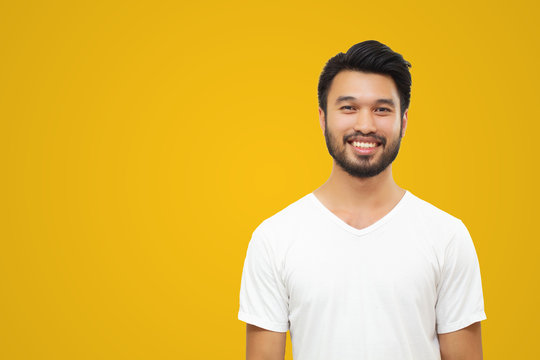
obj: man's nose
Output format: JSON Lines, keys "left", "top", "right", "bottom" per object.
{"left": 353, "top": 110, "right": 376, "bottom": 134}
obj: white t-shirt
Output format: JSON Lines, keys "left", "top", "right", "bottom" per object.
{"left": 238, "top": 190, "right": 487, "bottom": 360}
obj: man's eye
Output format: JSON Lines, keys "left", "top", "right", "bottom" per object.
{"left": 341, "top": 106, "right": 355, "bottom": 110}
{"left": 375, "top": 107, "right": 391, "bottom": 112}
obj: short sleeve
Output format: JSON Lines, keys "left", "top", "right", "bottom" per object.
{"left": 238, "top": 225, "right": 289, "bottom": 332}
{"left": 435, "top": 220, "right": 487, "bottom": 333}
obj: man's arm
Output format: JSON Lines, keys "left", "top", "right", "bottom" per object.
{"left": 438, "top": 321, "right": 483, "bottom": 360}
{"left": 246, "top": 324, "right": 286, "bottom": 360}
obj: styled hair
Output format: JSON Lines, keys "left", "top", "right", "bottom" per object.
{"left": 317, "top": 40, "right": 412, "bottom": 119}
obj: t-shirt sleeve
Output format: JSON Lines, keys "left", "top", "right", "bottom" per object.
{"left": 435, "top": 220, "right": 487, "bottom": 334}
{"left": 237, "top": 224, "right": 289, "bottom": 332}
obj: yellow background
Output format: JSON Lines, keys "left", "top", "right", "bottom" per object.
{"left": 1, "top": 0, "right": 538, "bottom": 358}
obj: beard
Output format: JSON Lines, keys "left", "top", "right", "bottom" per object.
{"left": 324, "top": 119, "right": 403, "bottom": 178}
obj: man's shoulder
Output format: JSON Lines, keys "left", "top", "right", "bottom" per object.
{"left": 249, "top": 192, "right": 318, "bottom": 246}
{"left": 406, "top": 190, "right": 464, "bottom": 229}
{"left": 258, "top": 192, "right": 314, "bottom": 230}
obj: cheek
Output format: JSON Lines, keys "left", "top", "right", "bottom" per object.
{"left": 330, "top": 115, "right": 356, "bottom": 132}
{"left": 380, "top": 117, "right": 401, "bottom": 134}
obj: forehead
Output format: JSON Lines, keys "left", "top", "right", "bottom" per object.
{"left": 328, "top": 70, "right": 399, "bottom": 103}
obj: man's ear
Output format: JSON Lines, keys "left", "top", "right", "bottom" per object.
{"left": 318, "top": 107, "right": 326, "bottom": 135}
{"left": 401, "top": 109, "right": 408, "bottom": 138}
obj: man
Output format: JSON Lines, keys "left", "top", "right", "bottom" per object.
{"left": 238, "top": 40, "right": 487, "bottom": 360}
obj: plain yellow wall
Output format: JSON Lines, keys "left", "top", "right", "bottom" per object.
{"left": 1, "top": 0, "right": 538, "bottom": 359}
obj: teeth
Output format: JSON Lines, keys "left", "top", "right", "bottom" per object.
{"left": 352, "top": 141, "right": 378, "bottom": 148}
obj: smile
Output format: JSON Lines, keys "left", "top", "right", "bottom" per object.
{"left": 351, "top": 141, "right": 378, "bottom": 148}
{"left": 348, "top": 141, "right": 381, "bottom": 155}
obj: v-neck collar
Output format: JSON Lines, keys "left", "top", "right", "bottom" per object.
{"left": 308, "top": 190, "right": 412, "bottom": 236}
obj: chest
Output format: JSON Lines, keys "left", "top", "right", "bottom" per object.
{"left": 283, "top": 230, "right": 441, "bottom": 312}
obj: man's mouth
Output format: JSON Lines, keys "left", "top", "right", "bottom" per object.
{"left": 347, "top": 138, "right": 382, "bottom": 154}
{"left": 349, "top": 140, "right": 380, "bottom": 149}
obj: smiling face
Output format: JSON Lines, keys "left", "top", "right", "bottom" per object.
{"left": 320, "top": 70, "right": 408, "bottom": 178}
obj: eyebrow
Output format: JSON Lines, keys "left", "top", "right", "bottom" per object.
{"left": 334, "top": 96, "right": 396, "bottom": 107}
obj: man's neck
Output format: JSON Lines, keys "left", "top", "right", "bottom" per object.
{"left": 313, "top": 163, "right": 405, "bottom": 214}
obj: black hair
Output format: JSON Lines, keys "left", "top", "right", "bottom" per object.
{"left": 317, "top": 40, "right": 412, "bottom": 119}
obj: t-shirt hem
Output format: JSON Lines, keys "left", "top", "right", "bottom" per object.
{"left": 437, "top": 311, "right": 487, "bottom": 334}
{"left": 238, "top": 311, "right": 289, "bottom": 332}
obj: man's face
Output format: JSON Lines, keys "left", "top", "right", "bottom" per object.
{"left": 320, "top": 70, "right": 408, "bottom": 178}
